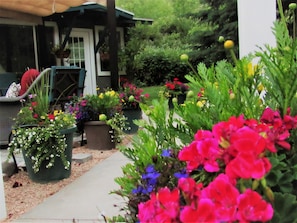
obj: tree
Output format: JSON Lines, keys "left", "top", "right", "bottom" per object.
{"left": 116, "top": 0, "right": 173, "bottom": 19}
{"left": 188, "top": 0, "right": 238, "bottom": 66}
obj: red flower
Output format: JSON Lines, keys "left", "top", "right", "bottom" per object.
{"left": 201, "top": 174, "right": 239, "bottom": 222}
{"left": 237, "top": 189, "right": 273, "bottom": 222}
{"left": 31, "top": 101, "right": 37, "bottom": 107}
{"left": 180, "top": 199, "right": 217, "bottom": 222}
{"left": 138, "top": 187, "right": 180, "bottom": 222}
{"left": 33, "top": 113, "right": 38, "bottom": 119}
{"left": 48, "top": 114, "right": 55, "bottom": 120}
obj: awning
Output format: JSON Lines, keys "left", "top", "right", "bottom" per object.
{"left": 0, "top": 0, "right": 106, "bottom": 16}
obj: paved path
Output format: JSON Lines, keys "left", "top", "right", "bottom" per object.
{"left": 12, "top": 151, "right": 130, "bottom": 223}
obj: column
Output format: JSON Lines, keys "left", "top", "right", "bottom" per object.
{"left": 237, "top": 0, "right": 276, "bottom": 58}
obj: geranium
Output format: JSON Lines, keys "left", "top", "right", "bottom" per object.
{"left": 165, "top": 77, "right": 188, "bottom": 97}
{"left": 137, "top": 109, "right": 297, "bottom": 222}
{"left": 119, "top": 79, "right": 149, "bottom": 109}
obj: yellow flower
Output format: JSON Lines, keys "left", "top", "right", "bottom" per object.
{"left": 257, "top": 83, "right": 264, "bottom": 92}
{"left": 99, "top": 93, "right": 104, "bottom": 99}
{"left": 53, "top": 110, "right": 62, "bottom": 116}
{"left": 196, "top": 100, "right": 206, "bottom": 108}
{"left": 247, "top": 63, "right": 258, "bottom": 77}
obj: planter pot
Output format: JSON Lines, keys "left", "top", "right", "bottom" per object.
{"left": 22, "top": 126, "right": 76, "bottom": 183}
{"left": 168, "top": 93, "right": 187, "bottom": 109}
{"left": 84, "top": 121, "right": 115, "bottom": 150}
{"left": 123, "top": 107, "right": 142, "bottom": 134}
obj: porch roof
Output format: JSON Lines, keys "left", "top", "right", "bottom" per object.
{"left": 0, "top": 0, "right": 106, "bottom": 16}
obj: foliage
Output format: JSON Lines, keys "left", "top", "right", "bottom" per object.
{"left": 113, "top": 98, "right": 193, "bottom": 222}
{"left": 123, "top": 20, "right": 193, "bottom": 85}
{"left": 112, "top": 2, "right": 297, "bottom": 223}
{"left": 189, "top": 0, "right": 239, "bottom": 66}
{"left": 67, "top": 89, "right": 126, "bottom": 142}
{"left": 68, "top": 90, "right": 120, "bottom": 125}
{"left": 8, "top": 74, "right": 76, "bottom": 173}
{"left": 119, "top": 78, "right": 150, "bottom": 109}
{"left": 256, "top": 3, "right": 297, "bottom": 117}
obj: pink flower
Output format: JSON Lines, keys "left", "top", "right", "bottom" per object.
{"left": 200, "top": 174, "right": 239, "bottom": 221}
{"left": 237, "top": 189, "right": 273, "bottom": 222}
{"left": 180, "top": 199, "right": 217, "bottom": 222}
{"left": 138, "top": 187, "right": 180, "bottom": 222}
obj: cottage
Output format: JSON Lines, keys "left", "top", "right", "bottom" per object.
{"left": 0, "top": 2, "right": 152, "bottom": 95}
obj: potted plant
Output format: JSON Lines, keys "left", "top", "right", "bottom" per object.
{"left": 68, "top": 89, "right": 126, "bottom": 150}
{"left": 164, "top": 77, "right": 189, "bottom": 109}
{"left": 119, "top": 78, "right": 149, "bottom": 134}
{"left": 51, "top": 44, "right": 71, "bottom": 58}
{"left": 7, "top": 74, "right": 76, "bottom": 183}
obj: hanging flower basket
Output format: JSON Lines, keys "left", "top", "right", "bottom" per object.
{"left": 54, "top": 49, "right": 71, "bottom": 58}
{"left": 100, "top": 52, "right": 110, "bottom": 61}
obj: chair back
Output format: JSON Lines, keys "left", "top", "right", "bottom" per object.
{"left": 49, "top": 66, "right": 86, "bottom": 105}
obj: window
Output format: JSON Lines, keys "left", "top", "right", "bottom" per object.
{"left": 0, "top": 24, "right": 36, "bottom": 77}
{"left": 95, "top": 26, "right": 125, "bottom": 76}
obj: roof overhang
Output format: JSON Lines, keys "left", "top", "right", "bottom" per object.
{"left": 0, "top": 0, "right": 106, "bottom": 17}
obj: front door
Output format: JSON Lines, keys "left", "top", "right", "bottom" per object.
{"left": 67, "top": 28, "right": 96, "bottom": 95}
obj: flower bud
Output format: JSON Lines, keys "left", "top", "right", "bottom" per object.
{"left": 289, "top": 3, "right": 297, "bottom": 10}
{"left": 224, "top": 40, "right": 234, "bottom": 49}
{"left": 187, "top": 90, "right": 194, "bottom": 98}
{"left": 128, "top": 95, "right": 135, "bottom": 102}
{"left": 99, "top": 114, "right": 107, "bottom": 121}
{"left": 218, "top": 36, "right": 225, "bottom": 43}
{"left": 264, "top": 187, "right": 274, "bottom": 202}
{"left": 252, "top": 180, "right": 260, "bottom": 190}
{"left": 180, "top": 54, "right": 189, "bottom": 62}
{"left": 172, "top": 97, "right": 178, "bottom": 103}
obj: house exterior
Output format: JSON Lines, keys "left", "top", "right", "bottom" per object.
{"left": 0, "top": 3, "right": 152, "bottom": 95}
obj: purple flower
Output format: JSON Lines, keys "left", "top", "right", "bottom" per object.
{"left": 161, "top": 149, "right": 172, "bottom": 157}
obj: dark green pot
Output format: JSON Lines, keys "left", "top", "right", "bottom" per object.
{"left": 123, "top": 107, "right": 142, "bottom": 134}
{"left": 22, "top": 126, "right": 76, "bottom": 183}
{"left": 168, "top": 93, "right": 187, "bottom": 110}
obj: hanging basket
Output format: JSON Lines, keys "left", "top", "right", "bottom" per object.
{"left": 54, "top": 49, "right": 71, "bottom": 58}
{"left": 100, "top": 52, "right": 110, "bottom": 61}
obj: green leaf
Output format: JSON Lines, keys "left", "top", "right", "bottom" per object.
{"left": 271, "top": 192, "right": 297, "bottom": 223}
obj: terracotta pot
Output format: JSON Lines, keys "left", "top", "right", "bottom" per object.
{"left": 84, "top": 121, "right": 115, "bottom": 150}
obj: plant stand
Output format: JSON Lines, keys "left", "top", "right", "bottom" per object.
{"left": 84, "top": 121, "right": 115, "bottom": 150}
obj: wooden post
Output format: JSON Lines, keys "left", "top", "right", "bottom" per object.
{"left": 0, "top": 155, "right": 7, "bottom": 220}
{"left": 237, "top": 0, "right": 276, "bottom": 58}
{"left": 107, "top": 0, "right": 119, "bottom": 91}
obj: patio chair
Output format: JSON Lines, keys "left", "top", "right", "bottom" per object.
{"left": 0, "top": 66, "right": 86, "bottom": 146}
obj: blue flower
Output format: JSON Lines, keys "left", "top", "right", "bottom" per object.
{"left": 174, "top": 169, "right": 189, "bottom": 179}
{"left": 161, "top": 149, "right": 172, "bottom": 157}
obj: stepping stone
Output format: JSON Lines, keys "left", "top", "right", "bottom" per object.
{"left": 72, "top": 153, "right": 92, "bottom": 163}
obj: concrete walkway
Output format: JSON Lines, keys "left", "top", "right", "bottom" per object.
{"left": 11, "top": 151, "right": 130, "bottom": 223}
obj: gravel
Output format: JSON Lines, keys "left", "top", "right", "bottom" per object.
{"left": 3, "top": 146, "right": 118, "bottom": 222}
